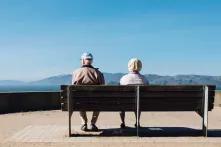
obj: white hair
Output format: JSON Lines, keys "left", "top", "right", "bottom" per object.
{"left": 128, "top": 58, "right": 142, "bottom": 72}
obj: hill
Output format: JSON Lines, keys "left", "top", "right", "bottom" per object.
{"left": 1, "top": 73, "right": 221, "bottom": 89}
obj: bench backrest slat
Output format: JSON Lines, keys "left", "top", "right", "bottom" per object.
{"left": 72, "top": 86, "right": 136, "bottom": 111}
{"left": 140, "top": 86, "right": 201, "bottom": 111}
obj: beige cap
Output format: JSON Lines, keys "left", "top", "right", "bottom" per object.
{"left": 128, "top": 58, "right": 142, "bottom": 72}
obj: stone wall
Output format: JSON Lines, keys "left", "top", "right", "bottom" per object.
{"left": 0, "top": 92, "right": 60, "bottom": 114}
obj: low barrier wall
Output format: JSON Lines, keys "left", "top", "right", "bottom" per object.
{"left": 0, "top": 92, "right": 60, "bottom": 114}
{"left": 215, "top": 91, "right": 221, "bottom": 107}
{"left": 0, "top": 91, "right": 221, "bottom": 114}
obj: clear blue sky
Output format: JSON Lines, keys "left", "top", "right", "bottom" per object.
{"left": 0, "top": 0, "right": 221, "bottom": 81}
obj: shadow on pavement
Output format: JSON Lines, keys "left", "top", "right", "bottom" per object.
{"left": 70, "top": 127, "right": 221, "bottom": 137}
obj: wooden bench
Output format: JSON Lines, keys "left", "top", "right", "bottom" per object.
{"left": 60, "top": 85, "right": 216, "bottom": 137}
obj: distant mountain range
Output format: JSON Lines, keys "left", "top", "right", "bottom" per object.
{"left": 0, "top": 73, "right": 221, "bottom": 89}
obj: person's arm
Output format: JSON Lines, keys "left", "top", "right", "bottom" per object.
{"left": 120, "top": 75, "right": 127, "bottom": 85}
{"left": 96, "top": 69, "right": 105, "bottom": 85}
{"left": 100, "top": 73, "right": 105, "bottom": 85}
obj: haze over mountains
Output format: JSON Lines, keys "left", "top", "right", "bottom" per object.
{"left": 0, "top": 73, "right": 221, "bottom": 89}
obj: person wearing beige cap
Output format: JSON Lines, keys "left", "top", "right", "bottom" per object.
{"left": 72, "top": 52, "right": 105, "bottom": 131}
{"left": 119, "top": 58, "right": 149, "bottom": 128}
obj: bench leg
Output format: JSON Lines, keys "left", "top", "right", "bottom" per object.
{"left": 67, "top": 86, "right": 73, "bottom": 137}
{"left": 202, "top": 86, "right": 208, "bottom": 137}
{"left": 136, "top": 86, "right": 140, "bottom": 137}
{"left": 69, "top": 111, "right": 73, "bottom": 137}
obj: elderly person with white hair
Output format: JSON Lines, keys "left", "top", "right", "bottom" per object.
{"left": 72, "top": 52, "right": 105, "bottom": 131}
{"left": 119, "top": 58, "right": 149, "bottom": 128}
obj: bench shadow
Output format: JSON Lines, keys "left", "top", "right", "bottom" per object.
{"left": 208, "top": 129, "right": 221, "bottom": 137}
{"left": 70, "top": 127, "right": 221, "bottom": 137}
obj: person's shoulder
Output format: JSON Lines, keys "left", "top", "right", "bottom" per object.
{"left": 120, "top": 74, "right": 131, "bottom": 85}
{"left": 74, "top": 68, "right": 81, "bottom": 72}
{"left": 121, "top": 74, "right": 130, "bottom": 80}
{"left": 92, "top": 67, "right": 102, "bottom": 72}
{"left": 73, "top": 68, "right": 84, "bottom": 75}
{"left": 92, "top": 67, "right": 104, "bottom": 76}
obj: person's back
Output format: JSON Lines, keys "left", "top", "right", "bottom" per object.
{"left": 120, "top": 71, "right": 148, "bottom": 85}
{"left": 73, "top": 65, "right": 104, "bottom": 85}
{"left": 119, "top": 58, "right": 149, "bottom": 128}
{"left": 72, "top": 52, "right": 105, "bottom": 132}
